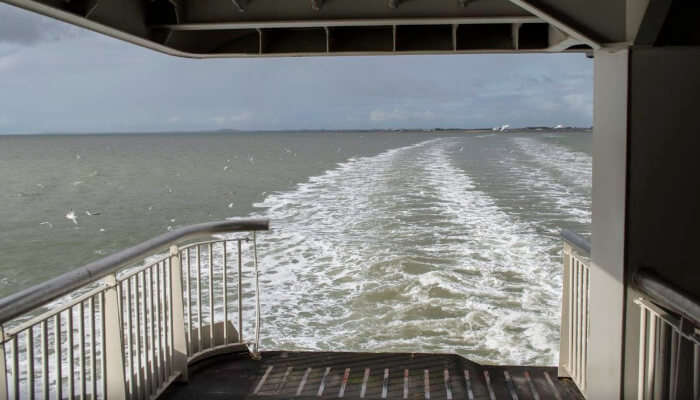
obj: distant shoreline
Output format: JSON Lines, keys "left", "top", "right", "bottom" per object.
{"left": 0, "top": 127, "right": 593, "bottom": 136}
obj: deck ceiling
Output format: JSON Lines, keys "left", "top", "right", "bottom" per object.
{"left": 1, "top": 0, "right": 624, "bottom": 57}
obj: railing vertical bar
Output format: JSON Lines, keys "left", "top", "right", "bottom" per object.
{"left": 580, "top": 265, "right": 590, "bottom": 392}
{"left": 156, "top": 262, "right": 164, "bottom": 385}
{"left": 55, "top": 314, "right": 62, "bottom": 400}
{"left": 208, "top": 242, "right": 214, "bottom": 349}
{"left": 79, "top": 302, "right": 86, "bottom": 400}
{"left": 572, "top": 259, "right": 579, "bottom": 384}
{"left": 41, "top": 321, "right": 48, "bottom": 400}
{"left": 126, "top": 280, "right": 135, "bottom": 398}
{"left": 27, "top": 327, "right": 35, "bottom": 400}
{"left": 196, "top": 245, "right": 202, "bottom": 354}
{"left": 185, "top": 249, "right": 192, "bottom": 356}
{"left": 100, "top": 292, "right": 107, "bottom": 399}
{"left": 135, "top": 275, "right": 144, "bottom": 400}
{"left": 140, "top": 272, "right": 151, "bottom": 397}
{"left": 668, "top": 327, "right": 679, "bottom": 399}
{"left": 89, "top": 297, "right": 96, "bottom": 399}
{"left": 637, "top": 307, "right": 647, "bottom": 400}
{"left": 253, "top": 232, "right": 261, "bottom": 353}
{"left": 68, "top": 307, "right": 74, "bottom": 400}
{"left": 568, "top": 254, "right": 574, "bottom": 378}
{"left": 223, "top": 241, "right": 229, "bottom": 343}
{"left": 159, "top": 263, "right": 168, "bottom": 381}
{"left": 170, "top": 257, "right": 176, "bottom": 376}
{"left": 164, "top": 259, "right": 172, "bottom": 379}
{"left": 644, "top": 313, "right": 657, "bottom": 399}
{"left": 238, "top": 240, "right": 243, "bottom": 343}
{"left": 149, "top": 268, "right": 158, "bottom": 392}
{"left": 577, "top": 260, "right": 584, "bottom": 386}
{"left": 0, "top": 328, "right": 7, "bottom": 400}
{"left": 12, "top": 335, "right": 19, "bottom": 400}
{"left": 693, "top": 342, "right": 699, "bottom": 400}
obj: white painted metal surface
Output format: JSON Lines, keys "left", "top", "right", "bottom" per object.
{"left": 558, "top": 231, "right": 590, "bottom": 395}
{"left": 0, "top": 221, "right": 267, "bottom": 399}
{"left": 634, "top": 298, "right": 700, "bottom": 400}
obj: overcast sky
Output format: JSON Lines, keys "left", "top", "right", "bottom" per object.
{"left": 0, "top": 3, "right": 593, "bottom": 134}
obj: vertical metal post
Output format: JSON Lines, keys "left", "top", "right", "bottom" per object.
{"left": 237, "top": 240, "right": 243, "bottom": 344}
{"left": 169, "top": 246, "right": 189, "bottom": 382}
{"left": 558, "top": 243, "right": 572, "bottom": 378}
{"left": 103, "top": 274, "right": 127, "bottom": 400}
{"left": 253, "top": 232, "right": 262, "bottom": 356}
{"left": 0, "top": 326, "right": 7, "bottom": 400}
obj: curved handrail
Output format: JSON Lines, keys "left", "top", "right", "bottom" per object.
{"left": 561, "top": 229, "right": 591, "bottom": 256}
{"left": 0, "top": 218, "right": 269, "bottom": 325}
{"left": 634, "top": 269, "right": 700, "bottom": 327}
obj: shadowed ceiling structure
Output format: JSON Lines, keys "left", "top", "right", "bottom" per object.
{"left": 0, "top": 0, "right": 616, "bottom": 57}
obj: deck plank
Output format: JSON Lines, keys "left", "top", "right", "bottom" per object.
{"left": 160, "top": 351, "right": 584, "bottom": 400}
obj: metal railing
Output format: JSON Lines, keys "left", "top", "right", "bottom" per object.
{"left": 0, "top": 218, "right": 269, "bottom": 399}
{"left": 634, "top": 270, "right": 700, "bottom": 400}
{"left": 558, "top": 230, "right": 590, "bottom": 394}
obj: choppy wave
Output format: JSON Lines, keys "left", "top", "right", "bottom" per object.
{"left": 251, "top": 137, "right": 582, "bottom": 365}
{"left": 513, "top": 137, "right": 592, "bottom": 190}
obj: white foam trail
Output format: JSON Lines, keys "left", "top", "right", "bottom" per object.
{"left": 513, "top": 137, "right": 592, "bottom": 189}
{"left": 251, "top": 138, "right": 565, "bottom": 365}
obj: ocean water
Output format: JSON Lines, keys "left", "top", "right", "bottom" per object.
{"left": 0, "top": 130, "right": 591, "bottom": 366}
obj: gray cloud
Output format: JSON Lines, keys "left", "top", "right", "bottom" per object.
{"left": 0, "top": 3, "right": 593, "bottom": 134}
{"left": 0, "top": 4, "right": 79, "bottom": 45}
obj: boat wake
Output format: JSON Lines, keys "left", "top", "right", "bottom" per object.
{"left": 251, "top": 137, "right": 590, "bottom": 366}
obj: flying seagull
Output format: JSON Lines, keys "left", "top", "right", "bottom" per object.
{"left": 65, "top": 210, "right": 78, "bottom": 225}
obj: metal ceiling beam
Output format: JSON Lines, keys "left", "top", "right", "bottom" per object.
{"left": 153, "top": 16, "right": 542, "bottom": 31}
{"left": 506, "top": 0, "right": 600, "bottom": 48}
{"left": 231, "top": 0, "right": 248, "bottom": 12}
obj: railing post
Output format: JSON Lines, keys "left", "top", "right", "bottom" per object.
{"left": 558, "top": 242, "right": 572, "bottom": 378}
{"left": 170, "top": 246, "right": 189, "bottom": 382}
{"left": 0, "top": 327, "right": 7, "bottom": 400}
{"left": 103, "top": 274, "right": 127, "bottom": 400}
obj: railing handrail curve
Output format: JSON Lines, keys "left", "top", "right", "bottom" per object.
{"left": 561, "top": 229, "right": 591, "bottom": 256}
{"left": 0, "top": 218, "right": 269, "bottom": 325}
{"left": 634, "top": 268, "right": 700, "bottom": 327}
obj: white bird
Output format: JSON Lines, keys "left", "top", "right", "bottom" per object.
{"left": 75, "top": 153, "right": 81, "bottom": 160}
{"left": 99, "top": 228, "right": 105, "bottom": 232}
{"left": 228, "top": 202, "right": 234, "bottom": 208}
{"left": 248, "top": 155, "right": 255, "bottom": 164}
{"left": 65, "top": 210, "right": 78, "bottom": 225}
{"left": 40, "top": 221, "right": 53, "bottom": 228}
{"left": 283, "top": 148, "right": 292, "bottom": 154}
{"left": 148, "top": 206, "right": 153, "bottom": 211}
{"left": 170, "top": 218, "right": 176, "bottom": 223}
{"left": 85, "top": 210, "right": 101, "bottom": 216}
{"left": 223, "top": 165, "right": 230, "bottom": 171}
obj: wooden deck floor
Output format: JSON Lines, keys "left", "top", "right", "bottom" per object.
{"left": 161, "top": 351, "right": 584, "bottom": 400}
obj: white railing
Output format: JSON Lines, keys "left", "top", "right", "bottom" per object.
{"left": 558, "top": 230, "right": 590, "bottom": 395}
{"left": 634, "top": 271, "right": 700, "bottom": 400}
{"left": 0, "top": 219, "right": 268, "bottom": 399}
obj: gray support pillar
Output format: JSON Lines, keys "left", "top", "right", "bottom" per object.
{"left": 587, "top": 48, "right": 629, "bottom": 400}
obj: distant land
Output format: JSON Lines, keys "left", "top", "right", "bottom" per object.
{"left": 0, "top": 126, "right": 593, "bottom": 136}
